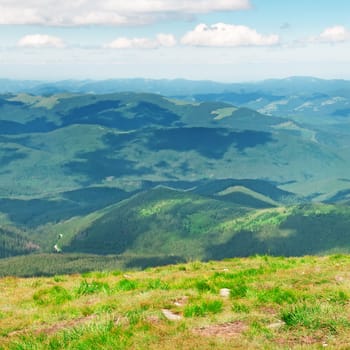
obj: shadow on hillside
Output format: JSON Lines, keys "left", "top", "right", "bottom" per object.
{"left": 61, "top": 100, "right": 181, "bottom": 130}
{"left": 146, "top": 128, "right": 274, "bottom": 158}
{"left": 0, "top": 148, "right": 27, "bottom": 166}
{"left": 194, "top": 92, "right": 284, "bottom": 104}
{"left": 0, "top": 187, "right": 130, "bottom": 227}
{"left": 0, "top": 118, "right": 57, "bottom": 135}
{"left": 332, "top": 108, "right": 350, "bottom": 117}
{"left": 129, "top": 101, "right": 182, "bottom": 127}
{"left": 206, "top": 211, "right": 350, "bottom": 258}
{"left": 65, "top": 149, "right": 150, "bottom": 184}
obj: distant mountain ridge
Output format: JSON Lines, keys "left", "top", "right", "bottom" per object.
{"left": 2, "top": 76, "right": 350, "bottom": 125}
{"left": 1, "top": 76, "right": 350, "bottom": 96}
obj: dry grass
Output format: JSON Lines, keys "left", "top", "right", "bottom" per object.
{"left": 1, "top": 255, "right": 350, "bottom": 349}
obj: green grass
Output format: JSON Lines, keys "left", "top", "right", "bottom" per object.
{"left": 231, "top": 302, "right": 250, "bottom": 313}
{"left": 256, "top": 287, "right": 297, "bottom": 305}
{"left": 184, "top": 300, "right": 223, "bottom": 317}
{"left": 2, "top": 255, "right": 350, "bottom": 349}
{"left": 33, "top": 286, "right": 72, "bottom": 306}
{"left": 76, "top": 280, "right": 110, "bottom": 296}
{"left": 280, "top": 303, "right": 350, "bottom": 331}
{"left": 115, "top": 279, "right": 138, "bottom": 291}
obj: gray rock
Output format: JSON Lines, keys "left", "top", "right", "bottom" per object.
{"left": 219, "top": 288, "right": 231, "bottom": 297}
{"left": 161, "top": 309, "right": 182, "bottom": 321}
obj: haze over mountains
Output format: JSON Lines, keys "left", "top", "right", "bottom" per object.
{"left": 1, "top": 77, "right": 350, "bottom": 272}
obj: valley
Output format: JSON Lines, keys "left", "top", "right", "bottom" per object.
{"left": 0, "top": 77, "right": 350, "bottom": 275}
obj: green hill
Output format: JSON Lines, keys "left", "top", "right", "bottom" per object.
{"left": 9, "top": 186, "right": 346, "bottom": 268}
{"left": 0, "top": 225, "right": 39, "bottom": 258}
{"left": 61, "top": 187, "right": 250, "bottom": 258}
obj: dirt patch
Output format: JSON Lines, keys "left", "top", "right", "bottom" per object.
{"left": 38, "top": 314, "right": 96, "bottom": 335}
{"left": 260, "top": 306, "right": 277, "bottom": 316}
{"left": 193, "top": 321, "right": 247, "bottom": 338}
{"left": 8, "top": 314, "right": 96, "bottom": 337}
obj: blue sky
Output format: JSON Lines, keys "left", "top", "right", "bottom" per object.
{"left": 0, "top": 0, "right": 349, "bottom": 81}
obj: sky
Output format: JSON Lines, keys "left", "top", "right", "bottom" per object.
{"left": 0, "top": 0, "right": 349, "bottom": 82}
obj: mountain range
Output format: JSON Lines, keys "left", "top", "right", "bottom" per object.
{"left": 1, "top": 77, "right": 350, "bottom": 273}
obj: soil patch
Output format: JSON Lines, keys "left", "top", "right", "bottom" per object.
{"left": 193, "top": 321, "right": 247, "bottom": 338}
{"left": 8, "top": 314, "right": 96, "bottom": 337}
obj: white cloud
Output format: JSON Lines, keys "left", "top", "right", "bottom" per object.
{"left": 155, "top": 34, "right": 177, "bottom": 47}
{"left": 105, "top": 34, "right": 176, "bottom": 49}
{"left": 71, "top": 13, "right": 130, "bottom": 26}
{"left": 304, "top": 26, "right": 350, "bottom": 45}
{"left": 318, "top": 26, "right": 350, "bottom": 43}
{"left": 181, "top": 23, "right": 280, "bottom": 47}
{"left": 0, "top": 1, "right": 251, "bottom": 26}
{"left": 17, "top": 34, "right": 66, "bottom": 48}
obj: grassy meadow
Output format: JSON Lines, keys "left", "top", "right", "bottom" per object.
{"left": 1, "top": 255, "right": 350, "bottom": 349}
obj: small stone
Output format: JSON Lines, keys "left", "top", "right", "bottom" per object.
{"left": 161, "top": 309, "right": 182, "bottom": 321}
{"left": 219, "top": 288, "right": 231, "bottom": 297}
{"left": 267, "top": 321, "right": 285, "bottom": 329}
